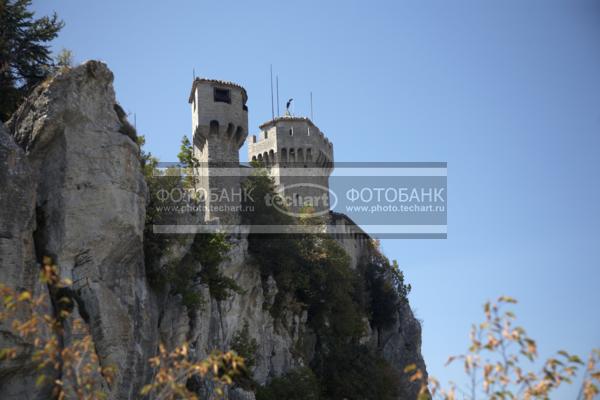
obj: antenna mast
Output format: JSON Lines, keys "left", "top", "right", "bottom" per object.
{"left": 276, "top": 75, "right": 280, "bottom": 117}
{"left": 270, "top": 65, "right": 274, "bottom": 120}
{"left": 310, "top": 92, "right": 314, "bottom": 120}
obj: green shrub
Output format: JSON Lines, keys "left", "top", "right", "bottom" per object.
{"left": 242, "top": 167, "right": 305, "bottom": 318}
{"left": 256, "top": 367, "right": 320, "bottom": 400}
{"left": 315, "top": 344, "right": 400, "bottom": 400}
{"left": 169, "top": 232, "right": 241, "bottom": 309}
{"left": 139, "top": 136, "right": 240, "bottom": 307}
{"left": 177, "top": 135, "right": 200, "bottom": 190}
{"left": 231, "top": 320, "right": 258, "bottom": 369}
{"left": 359, "top": 242, "right": 411, "bottom": 335}
{"left": 243, "top": 173, "right": 364, "bottom": 339}
{"left": 162, "top": 257, "right": 204, "bottom": 310}
{"left": 231, "top": 320, "right": 259, "bottom": 390}
{"left": 191, "top": 233, "right": 242, "bottom": 302}
{"left": 138, "top": 135, "right": 185, "bottom": 289}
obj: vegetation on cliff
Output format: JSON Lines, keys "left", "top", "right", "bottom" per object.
{"left": 141, "top": 135, "right": 242, "bottom": 310}
{"left": 242, "top": 166, "right": 410, "bottom": 399}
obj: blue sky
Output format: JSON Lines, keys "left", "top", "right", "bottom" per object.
{"left": 33, "top": 0, "right": 600, "bottom": 396}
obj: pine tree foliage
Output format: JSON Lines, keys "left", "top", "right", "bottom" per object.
{"left": 0, "top": 0, "right": 64, "bottom": 121}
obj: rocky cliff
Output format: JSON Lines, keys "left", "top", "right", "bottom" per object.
{"left": 0, "top": 61, "right": 426, "bottom": 399}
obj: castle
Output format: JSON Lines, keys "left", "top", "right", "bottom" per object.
{"left": 189, "top": 77, "right": 369, "bottom": 267}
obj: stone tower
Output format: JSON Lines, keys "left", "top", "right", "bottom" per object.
{"left": 189, "top": 78, "right": 248, "bottom": 224}
{"left": 248, "top": 116, "right": 334, "bottom": 216}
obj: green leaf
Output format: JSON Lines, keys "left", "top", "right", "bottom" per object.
{"left": 498, "top": 296, "right": 517, "bottom": 304}
{"left": 35, "top": 374, "right": 46, "bottom": 387}
{"left": 568, "top": 355, "right": 583, "bottom": 364}
{"left": 140, "top": 385, "right": 153, "bottom": 395}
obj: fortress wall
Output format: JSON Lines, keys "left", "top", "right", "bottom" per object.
{"left": 329, "top": 212, "right": 370, "bottom": 269}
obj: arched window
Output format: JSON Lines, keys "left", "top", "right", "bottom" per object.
{"left": 281, "top": 148, "right": 288, "bottom": 164}
{"left": 234, "top": 126, "right": 244, "bottom": 145}
{"left": 209, "top": 120, "right": 219, "bottom": 135}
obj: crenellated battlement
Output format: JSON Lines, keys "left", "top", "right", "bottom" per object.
{"left": 248, "top": 116, "right": 333, "bottom": 171}
{"left": 247, "top": 116, "right": 334, "bottom": 215}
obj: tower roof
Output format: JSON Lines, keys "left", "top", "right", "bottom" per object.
{"left": 259, "top": 115, "right": 318, "bottom": 130}
{"left": 188, "top": 78, "right": 248, "bottom": 103}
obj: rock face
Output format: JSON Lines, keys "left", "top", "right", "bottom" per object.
{"left": 0, "top": 61, "right": 427, "bottom": 399}
{"left": 158, "top": 237, "right": 308, "bottom": 386}
{"left": 0, "top": 123, "right": 36, "bottom": 290}
{"left": 0, "top": 122, "right": 54, "bottom": 399}
{"left": 372, "top": 302, "right": 428, "bottom": 399}
{"left": 5, "top": 61, "right": 156, "bottom": 399}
